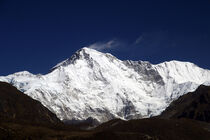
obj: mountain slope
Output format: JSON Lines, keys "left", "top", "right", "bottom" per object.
{"left": 0, "top": 47, "right": 210, "bottom": 123}
{"left": 160, "top": 85, "right": 210, "bottom": 122}
{"left": 0, "top": 82, "right": 61, "bottom": 125}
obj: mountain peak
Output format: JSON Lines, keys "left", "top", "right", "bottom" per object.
{"left": 51, "top": 47, "right": 99, "bottom": 71}
{"left": 51, "top": 47, "right": 114, "bottom": 71}
{"left": 76, "top": 47, "right": 103, "bottom": 55}
{"left": 80, "top": 46, "right": 95, "bottom": 51}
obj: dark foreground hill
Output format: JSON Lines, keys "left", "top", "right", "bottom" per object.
{"left": 91, "top": 118, "right": 210, "bottom": 140}
{"left": 1, "top": 117, "right": 210, "bottom": 140}
{"left": 0, "top": 82, "right": 61, "bottom": 125}
{"left": 160, "top": 85, "right": 210, "bottom": 122}
{"left": 0, "top": 82, "right": 210, "bottom": 140}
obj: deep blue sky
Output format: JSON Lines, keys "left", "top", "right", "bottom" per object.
{"left": 0, "top": 0, "right": 210, "bottom": 75}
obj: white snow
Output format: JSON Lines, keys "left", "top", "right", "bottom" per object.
{"left": 0, "top": 47, "right": 210, "bottom": 123}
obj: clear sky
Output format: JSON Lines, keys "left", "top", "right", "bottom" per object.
{"left": 0, "top": 0, "right": 210, "bottom": 75}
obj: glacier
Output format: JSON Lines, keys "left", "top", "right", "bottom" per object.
{"left": 1, "top": 47, "right": 210, "bottom": 123}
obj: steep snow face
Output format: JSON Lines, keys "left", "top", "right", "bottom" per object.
{"left": 1, "top": 47, "right": 210, "bottom": 123}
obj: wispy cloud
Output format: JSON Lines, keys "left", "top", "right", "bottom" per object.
{"left": 86, "top": 30, "right": 173, "bottom": 56}
{"left": 133, "top": 31, "right": 172, "bottom": 50}
{"left": 134, "top": 35, "right": 144, "bottom": 45}
{"left": 87, "top": 40, "right": 120, "bottom": 52}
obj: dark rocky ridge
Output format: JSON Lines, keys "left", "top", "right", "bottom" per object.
{"left": 160, "top": 85, "right": 210, "bottom": 122}
{"left": 0, "top": 82, "right": 61, "bottom": 125}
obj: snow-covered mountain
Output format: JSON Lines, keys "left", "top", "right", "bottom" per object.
{"left": 1, "top": 47, "right": 210, "bottom": 123}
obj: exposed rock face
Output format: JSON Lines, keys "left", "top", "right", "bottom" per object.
{"left": 123, "top": 60, "right": 164, "bottom": 85}
{"left": 0, "top": 47, "right": 210, "bottom": 123}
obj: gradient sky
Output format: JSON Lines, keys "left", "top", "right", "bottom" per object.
{"left": 0, "top": 0, "right": 210, "bottom": 75}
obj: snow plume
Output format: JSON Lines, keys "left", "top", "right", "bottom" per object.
{"left": 88, "top": 40, "right": 120, "bottom": 51}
